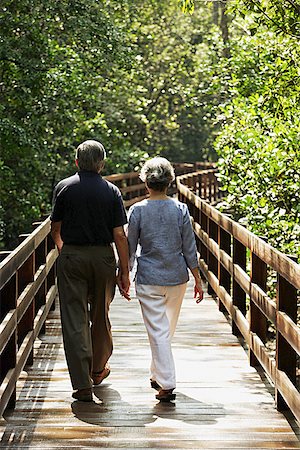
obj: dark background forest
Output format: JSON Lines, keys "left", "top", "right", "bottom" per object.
{"left": 0, "top": 0, "right": 299, "bottom": 258}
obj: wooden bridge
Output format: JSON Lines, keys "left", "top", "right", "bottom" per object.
{"left": 0, "top": 164, "right": 299, "bottom": 449}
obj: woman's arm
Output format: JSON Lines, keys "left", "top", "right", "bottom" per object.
{"left": 127, "top": 206, "right": 140, "bottom": 270}
{"left": 181, "top": 205, "right": 204, "bottom": 303}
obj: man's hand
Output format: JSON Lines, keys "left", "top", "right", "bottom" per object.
{"left": 117, "top": 270, "right": 131, "bottom": 301}
{"left": 113, "top": 226, "right": 130, "bottom": 300}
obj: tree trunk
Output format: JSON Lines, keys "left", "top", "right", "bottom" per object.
{"left": 220, "top": 0, "right": 230, "bottom": 58}
{"left": 213, "top": 0, "right": 220, "bottom": 25}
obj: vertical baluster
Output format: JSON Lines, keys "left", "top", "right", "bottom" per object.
{"left": 18, "top": 244, "right": 35, "bottom": 366}
{"left": 36, "top": 238, "right": 47, "bottom": 334}
{"left": 275, "top": 256, "right": 297, "bottom": 411}
{"left": 200, "top": 209, "right": 208, "bottom": 280}
{"left": 249, "top": 252, "right": 267, "bottom": 367}
{"left": 208, "top": 173, "right": 213, "bottom": 202}
{"left": 47, "top": 233, "right": 57, "bottom": 312}
{"left": 207, "top": 219, "right": 218, "bottom": 296}
{"left": 214, "top": 172, "right": 219, "bottom": 201}
{"left": 218, "top": 226, "right": 231, "bottom": 313}
{"left": 198, "top": 173, "right": 203, "bottom": 198}
{"left": 232, "top": 238, "right": 246, "bottom": 336}
{"left": 202, "top": 173, "right": 208, "bottom": 200}
{"left": 0, "top": 274, "right": 17, "bottom": 409}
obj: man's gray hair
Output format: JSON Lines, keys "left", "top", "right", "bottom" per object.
{"left": 75, "top": 140, "right": 106, "bottom": 173}
{"left": 140, "top": 157, "right": 175, "bottom": 192}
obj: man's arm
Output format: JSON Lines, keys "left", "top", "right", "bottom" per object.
{"left": 113, "top": 226, "right": 130, "bottom": 300}
{"left": 51, "top": 221, "right": 64, "bottom": 253}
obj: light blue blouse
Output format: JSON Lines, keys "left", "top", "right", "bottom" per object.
{"left": 127, "top": 198, "right": 199, "bottom": 286}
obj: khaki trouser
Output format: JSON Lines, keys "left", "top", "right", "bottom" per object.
{"left": 136, "top": 282, "right": 187, "bottom": 390}
{"left": 57, "top": 244, "right": 116, "bottom": 390}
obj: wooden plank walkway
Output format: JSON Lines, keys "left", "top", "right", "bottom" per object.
{"left": 0, "top": 281, "right": 299, "bottom": 449}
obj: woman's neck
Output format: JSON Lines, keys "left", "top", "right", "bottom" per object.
{"left": 147, "top": 189, "right": 169, "bottom": 200}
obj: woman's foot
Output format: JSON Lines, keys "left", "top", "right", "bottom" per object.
{"left": 150, "top": 379, "right": 161, "bottom": 391}
{"left": 92, "top": 364, "right": 110, "bottom": 386}
{"left": 156, "top": 388, "right": 176, "bottom": 402}
{"left": 72, "top": 388, "right": 93, "bottom": 402}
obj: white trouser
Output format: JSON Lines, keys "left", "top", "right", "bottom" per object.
{"left": 136, "top": 282, "right": 187, "bottom": 390}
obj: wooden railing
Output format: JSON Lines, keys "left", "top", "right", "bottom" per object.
{"left": 0, "top": 162, "right": 213, "bottom": 416}
{"left": 106, "top": 162, "right": 215, "bottom": 207}
{"left": 177, "top": 170, "right": 300, "bottom": 423}
{"left": 2, "top": 163, "right": 298, "bottom": 422}
{"left": 0, "top": 219, "right": 57, "bottom": 416}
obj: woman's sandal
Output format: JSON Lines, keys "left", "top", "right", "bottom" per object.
{"left": 155, "top": 388, "right": 176, "bottom": 402}
{"left": 150, "top": 379, "right": 161, "bottom": 391}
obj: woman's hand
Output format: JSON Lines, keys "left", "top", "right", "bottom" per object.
{"left": 190, "top": 267, "right": 204, "bottom": 304}
{"left": 194, "top": 278, "right": 204, "bottom": 304}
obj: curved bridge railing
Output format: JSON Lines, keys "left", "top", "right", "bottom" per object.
{"left": 0, "top": 162, "right": 215, "bottom": 416}
{"left": 177, "top": 171, "right": 300, "bottom": 423}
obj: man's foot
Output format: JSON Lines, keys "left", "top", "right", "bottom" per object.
{"left": 92, "top": 364, "right": 110, "bottom": 386}
{"left": 156, "top": 388, "right": 176, "bottom": 402}
{"left": 72, "top": 388, "right": 93, "bottom": 402}
{"left": 150, "top": 379, "right": 161, "bottom": 391}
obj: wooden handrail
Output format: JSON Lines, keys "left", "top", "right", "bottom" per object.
{"left": 0, "top": 218, "right": 57, "bottom": 416}
{"left": 105, "top": 162, "right": 217, "bottom": 208}
{"left": 1, "top": 161, "right": 211, "bottom": 416}
{"left": 177, "top": 170, "right": 300, "bottom": 423}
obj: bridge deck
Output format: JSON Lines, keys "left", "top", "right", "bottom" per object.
{"left": 0, "top": 281, "right": 299, "bottom": 449}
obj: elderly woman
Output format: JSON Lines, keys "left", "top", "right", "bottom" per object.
{"left": 127, "top": 157, "right": 203, "bottom": 402}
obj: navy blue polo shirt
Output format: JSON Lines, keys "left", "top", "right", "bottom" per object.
{"left": 51, "top": 170, "right": 127, "bottom": 245}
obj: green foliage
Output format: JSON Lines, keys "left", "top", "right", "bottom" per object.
{"left": 1, "top": 0, "right": 222, "bottom": 248}
{"left": 178, "top": 0, "right": 194, "bottom": 14}
{"left": 3, "top": 0, "right": 298, "bottom": 261}
{"left": 215, "top": 8, "right": 300, "bottom": 258}
{"left": 228, "top": 0, "right": 300, "bottom": 37}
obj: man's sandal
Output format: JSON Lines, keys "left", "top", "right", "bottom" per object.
{"left": 92, "top": 365, "right": 110, "bottom": 386}
{"left": 156, "top": 388, "right": 176, "bottom": 402}
{"left": 72, "top": 388, "right": 93, "bottom": 402}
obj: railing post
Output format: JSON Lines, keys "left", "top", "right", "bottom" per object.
{"left": 47, "top": 233, "right": 57, "bottom": 312}
{"left": 207, "top": 219, "right": 218, "bottom": 296}
{"left": 202, "top": 173, "right": 208, "bottom": 200}
{"left": 232, "top": 239, "right": 246, "bottom": 336}
{"left": 275, "top": 256, "right": 297, "bottom": 411}
{"left": 218, "top": 226, "right": 231, "bottom": 313}
{"left": 214, "top": 173, "right": 219, "bottom": 202}
{"left": 249, "top": 252, "right": 267, "bottom": 367}
{"left": 197, "top": 173, "right": 202, "bottom": 198}
{"left": 0, "top": 274, "right": 17, "bottom": 409}
{"left": 36, "top": 237, "right": 47, "bottom": 334}
{"left": 200, "top": 209, "right": 208, "bottom": 280}
{"left": 17, "top": 235, "right": 35, "bottom": 366}
{"left": 208, "top": 173, "right": 213, "bottom": 202}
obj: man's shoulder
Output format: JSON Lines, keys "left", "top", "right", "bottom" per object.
{"left": 103, "top": 179, "right": 122, "bottom": 196}
{"left": 56, "top": 173, "right": 79, "bottom": 189}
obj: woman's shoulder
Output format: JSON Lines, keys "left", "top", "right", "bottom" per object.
{"left": 130, "top": 199, "right": 148, "bottom": 210}
{"left": 170, "top": 198, "right": 188, "bottom": 212}
{"left": 128, "top": 199, "right": 148, "bottom": 216}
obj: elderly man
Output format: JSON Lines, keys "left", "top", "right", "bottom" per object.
{"left": 51, "top": 139, "right": 130, "bottom": 402}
